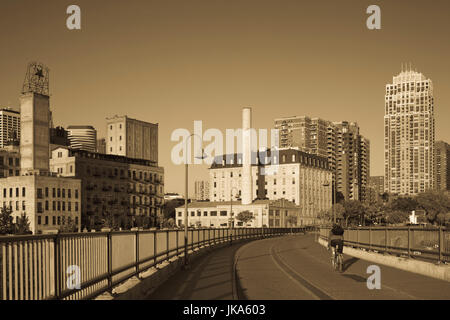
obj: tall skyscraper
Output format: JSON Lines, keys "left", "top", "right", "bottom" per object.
{"left": 384, "top": 68, "right": 435, "bottom": 195}
{"left": 67, "top": 125, "right": 97, "bottom": 152}
{"left": 194, "top": 180, "right": 210, "bottom": 201}
{"left": 435, "top": 141, "right": 450, "bottom": 191}
{"left": 275, "top": 116, "right": 370, "bottom": 202}
{"left": 106, "top": 115, "right": 158, "bottom": 164}
{"left": 0, "top": 107, "right": 20, "bottom": 148}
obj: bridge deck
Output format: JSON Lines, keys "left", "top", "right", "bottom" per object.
{"left": 147, "top": 234, "right": 450, "bottom": 300}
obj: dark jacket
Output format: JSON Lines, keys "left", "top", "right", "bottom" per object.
{"left": 328, "top": 229, "right": 344, "bottom": 247}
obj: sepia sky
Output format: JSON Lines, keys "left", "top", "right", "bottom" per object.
{"left": 0, "top": 0, "right": 449, "bottom": 196}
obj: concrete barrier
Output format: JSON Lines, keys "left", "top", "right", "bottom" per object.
{"left": 318, "top": 238, "right": 450, "bottom": 282}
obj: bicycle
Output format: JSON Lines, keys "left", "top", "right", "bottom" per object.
{"left": 330, "top": 246, "right": 344, "bottom": 272}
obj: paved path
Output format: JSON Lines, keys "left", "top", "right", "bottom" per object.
{"left": 236, "top": 234, "right": 450, "bottom": 300}
{"left": 146, "top": 242, "right": 245, "bottom": 300}
{"left": 146, "top": 233, "right": 450, "bottom": 300}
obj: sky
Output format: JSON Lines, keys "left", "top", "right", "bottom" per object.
{"left": 0, "top": 0, "right": 449, "bottom": 196}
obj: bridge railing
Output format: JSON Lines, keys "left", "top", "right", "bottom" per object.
{"left": 319, "top": 226, "right": 449, "bottom": 264}
{"left": 0, "top": 226, "right": 312, "bottom": 300}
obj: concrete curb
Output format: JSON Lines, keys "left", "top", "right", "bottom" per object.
{"left": 318, "top": 238, "right": 450, "bottom": 282}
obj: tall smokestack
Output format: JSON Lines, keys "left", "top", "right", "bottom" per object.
{"left": 242, "top": 107, "right": 252, "bottom": 205}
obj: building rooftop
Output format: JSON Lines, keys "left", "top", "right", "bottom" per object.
{"left": 67, "top": 125, "right": 96, "bottom": 130}
{"left": 54, "top": 147, "right": 159, "bottom": 167}
{"left": 210, "top": 148, "right": 330, "bottom": 170}
{"left": 179, "top": 198, "right": 299, "bottom": 209}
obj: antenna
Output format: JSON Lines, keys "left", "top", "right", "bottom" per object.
{"left": 22, "top": 62, "right": 50, "bottom": 96}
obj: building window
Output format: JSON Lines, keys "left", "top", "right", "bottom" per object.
{"left": 38, "top": 216, "right": 41, "bottom": 225}
{"left": 22, "top": 201, "right": 25, "bottom": 210}
{"left": 52, "top": 216, "right": 56, "bottom": 225}
{"left": 45, "top": 201, "right": 49, "bottom": 211}
{"left": 75, "top": 190, "right": 79, "bottom": 199}
{"left": 45, "top": 187, "right": 49, "bottom": 197}
{"left": 45, "top": 216, "right": 48, "bottom": 225}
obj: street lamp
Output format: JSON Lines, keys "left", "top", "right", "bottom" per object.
{"left": 229, "top": 187, "right": 239, "bottom": 245}
{"left": 183, "top": 133, "right": 206, "bottom": 267}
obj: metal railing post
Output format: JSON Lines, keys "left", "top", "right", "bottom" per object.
{"left": 369, "top": 227, "right": 372, "bottom": 251}
{"left": 53, "top": 234, "right": 60, "bottom": 299}
{"left": 166, "top": 230, "right": 169, "bottom": 258}
{"left": 407, "top": 227, "right": 411, "bottom": 258}
{"left": 439, "top": 227, "right": 443, "bottom": 263}
{"left": 357, "top": 227, "right": 360, "bottom": 248}
{"left": 136, "top": 231, "right": 140, "bottom": 275}
{"left": 107, "top": 232, "right": 113, "bottom": 292}
{"left": 154, "top": 231, "right": 157, "bottom": 265}
{"left": 385, "top": 227, "right": 388, "bottom": 253}
{"left": 176, "top": 230, "right": 179, "bottom": 255}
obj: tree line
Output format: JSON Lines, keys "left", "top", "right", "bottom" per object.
{"left": 323, "top": 190, "right": 450, "bottom": 227}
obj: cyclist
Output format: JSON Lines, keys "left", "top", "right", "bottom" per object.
{"left": 328, "top": 222, "right": 344, "bottom": 261}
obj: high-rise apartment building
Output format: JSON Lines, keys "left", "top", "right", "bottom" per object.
{"left": 194, "top": 180, "right": 210, "bottom": 201}
{"left": 67, "top": 125, "right": 97, "bottom": 152}
{"left": 331, "top": 121, "right": 369, "bottom": 202}
{"left": 435, "top": 141, "right": 450, "bottom": 191}
{"left": 275, "top": 116, "right": 370, "bottom": 202}
{"left": 384, "top": 69, "right": 435, "bottom": 195}
{"left": 106, "top": 115, "right": 158, "bottom": 164}
{"left": 274, "top": 116, "right": 329, "bottom": 157}
{"left": 0, "top": 108, "right": 20, "bottom": 148}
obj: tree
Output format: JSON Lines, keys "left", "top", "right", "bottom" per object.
{"left": 342, "top": 200, "right": 365, "bottom": 227}
{"left": 416, "top": 190, "right": 450, "bottom": 225}
{"left": 286, "top": 215, "right": 297, "bottom": 233}
{"left": 380, "top": 192, "right": 390, "bottom": 203}
{"left": 100, "top": 212, "right": 119, "bottom": 230}
{"left": 385, "top": 210, "right": 409, "bottom": 225}
{"left": 15, "top": 213, "right": 31, "bottom": 235}
{"left": 390, "top": 197, "right": 418, "bottom": 213}
{"left": 162, "top": 199, "right": 184, "bottom": 222}
{"left": 236, "top": 210, "right": 254, "bottom": 225}
{"left": 336, "top": 192, "right": 345, "bottom": 204}
{"left": 60, "top": 218, "right": 78, "bottom": 233}
{"left": 0, "top": 206, "right": 14, "bottom": 235}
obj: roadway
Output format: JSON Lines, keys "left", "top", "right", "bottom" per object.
{"left": 147, "top": 233, "right": 450, "bottom": 300}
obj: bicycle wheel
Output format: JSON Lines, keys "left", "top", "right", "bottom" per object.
{"left": 337, "top": 254, "right": 343, "bottom": 272}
